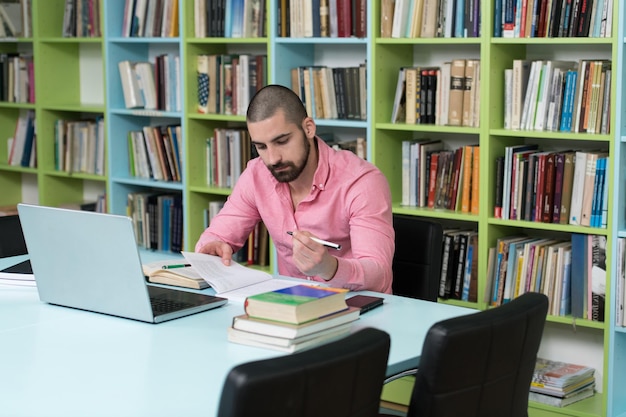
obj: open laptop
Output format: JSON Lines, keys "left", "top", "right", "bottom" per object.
{"left": 17, "top": 203, "right": 227, "bottom": 323}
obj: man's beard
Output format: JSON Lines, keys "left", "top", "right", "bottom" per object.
{"left": 268, "top": 135, "right": 310, "bottom": 183}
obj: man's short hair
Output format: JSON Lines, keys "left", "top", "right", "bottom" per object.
{"left": 247, "top": 84, "right": 308, "bottom": 126}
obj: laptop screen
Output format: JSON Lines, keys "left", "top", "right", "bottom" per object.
{"left": 0, "top": 215, "right": 28, "bottom": 258}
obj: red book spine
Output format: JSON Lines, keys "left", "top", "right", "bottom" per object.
{"left": 541, "top": 153, "right": 555, "bottom": 223}
{"left": 427, "top": 153, "right": 440, "bottom": 208}
{"left": 534, "top": 153, "right": 547, "bottom": 222}
{"left": 354, "top": 0, "right": 366, "bottom": 38}
{"left": 336, "top": 0, "right": 353, "bottom": 37}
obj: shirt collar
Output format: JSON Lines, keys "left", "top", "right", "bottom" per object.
{"left": 312, "top": 137, "right": 331, "bottom": 191}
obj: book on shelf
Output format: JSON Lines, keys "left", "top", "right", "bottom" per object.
{"left": 579, "top": 152, "right": 607, "bottom": 227}
{"left": 390, "top": 0, "right": 410, "bottom": 38}
{"left": 590, "top": 234, "right": 606, "bottom": 322}
{"left": 244, "top": 284, "right": 349, "bottom": 324}
{"left": 462, "top": 59, "right": 479, "bottom": 127}
{"left": 231, "top": 306, "right": 360, "bottom": 339}
{"left": 570, "top": 233, "right": 590, "bottom": 318}
{"left": 391, "top": 67, "right": 407, "bottom": 123}
{"left": 559, "top": 151, "right": 576, "bottom": 224}
{"left": 531, "top": 357, "right": 595, "bottom": 393}
{"left": 227, "top": 320, "right": 353, "bottom": 352}
{"left": 0, "top": 1, "right": 22, "bottom": 37}
{"left": 142, "top": 260, "right": 209, "bottom": 290}
{"left": 380, "top": 0, "right": 395, "bottom": 37}
{"left": 529, "top": 385, "right": 595, "bottom": 408}
{"left": 7, "top": 108, "right": 35, "bottom": 168}
{"left": 568, "top": 151, "right": 587, "bottom": 226}
{"left": 494, "top": 156, "right": 505, "bottom": 218}
{"left": 448, "top": 59, "right": 465, "bottom": 126}
{"left": 118, "top": 60, "right": 145, "bottom": 109}
{"left": 500, "top": 144, "right": 538, "bottom": 220}
{"left": 490, "top": 235, "right": 528, "bottom": 306}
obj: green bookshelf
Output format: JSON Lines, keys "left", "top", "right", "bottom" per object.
{"left": 0, "top": 1, "right": 624, "bottom": 415}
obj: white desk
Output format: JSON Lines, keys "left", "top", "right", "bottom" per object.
{"left": 0, "top": 255, "right": 473, "bottom": 417}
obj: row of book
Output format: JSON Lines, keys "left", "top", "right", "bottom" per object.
{"left": 392, "top": 59, "right": 480, "bottom": 127}
{"left": 291, "top": 64, "right": 366, "bottom": 121}
{"left": 486, "top": 233, "right": 606, "bottom": 321}
{"left": 402, "top": 141, "right": 479, "bottom": 213}
{"left": 196, "top": 54, "right": 267, "bottom": 116}
{"left": 496, "top": 147, "right": 608, "bottom": 229}
{"left": 127, "top": 191, "right": 183, "bottom": 253}
{"left": 0, "top": 1, "right": 28, "bottom": 38}
{"left": 438, "top": 229, "right": 479, "bottom": 302}
{"left": 504, "top": 59, "right": 611, "bottom": 134}
{"left": 128, "top": 124, "right": 182, "bottom": 182}
{"left": 194, "top": 0, "right": 266, "bottom": 38}
{"left": 278, "top": 0, "right": 365, "bottom": 38}
{"left": 530, "top": 358, "right": 596, "bottom": 407}
{"left": 7, "top": 109, "right": 35, "bottom": 168}
{"left": 54, "top": 118, "right": 105, "bottom": 176}
{"left": 496, "top": 0, "right": 613, "bottom": 38}
{"left": 322, "top": 135, "right": 367, "bottom": 160}
{"left": 0, "top": 53, "right": 34, "bottom": 103}
{"left": 205, "top": 128, "right": 256, "bottom": 189}
{"left": 204, "top": 201, "right": 270, "bottom": 267}
{"left": 121, "top": 0, "right": 179, "bottom": 38}
{"left": 383, "top": 0, "right": 480, "bottom": 38}
{"left": 61, "top": 0, "right": 101, "bottom": 38}
{"left": 228, "top": 284, "right": 359, "bottom": 352}
{"left": 118, "top": 55, "right": 181, "bottom": 112}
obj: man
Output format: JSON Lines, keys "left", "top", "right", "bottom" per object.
{"left": 195, "top": 85, "right": 394, "bottom": 293}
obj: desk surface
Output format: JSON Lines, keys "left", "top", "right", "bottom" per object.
{"left": 0, "top": 255, "right": 473, "bottom": 417}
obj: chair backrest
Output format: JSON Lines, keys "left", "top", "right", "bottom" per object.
{"left": 392, "top": 215, "right": 443, "bottom": 302}
{"left": 217, "top": 327, "right": 391, "bottom": 417}
{"left": 408, "top": 292, "right": 549, "bottom": 417}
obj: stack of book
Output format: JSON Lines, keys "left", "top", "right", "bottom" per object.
{"left": 227, "top": 284, "right": 360, "bottom": 352}
{"left": 529, "top": 358, "right": 595, "bottom": 408}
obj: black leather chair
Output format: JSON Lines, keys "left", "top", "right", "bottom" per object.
{"left": 392, "top": 215, "right": 443, "bottom": 302}
{"left": 217, "top": 327, "right": 391, "bottom": 417}
{"left": 381, "top": 292, "right": 549, "bottom": 417}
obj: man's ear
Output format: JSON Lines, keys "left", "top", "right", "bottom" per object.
{"left": 302, "top": 117, "right": 316, "bottom": 138}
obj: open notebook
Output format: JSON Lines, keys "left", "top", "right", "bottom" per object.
{"left": 17, "top": 204, "right": 227, "bottom": 323}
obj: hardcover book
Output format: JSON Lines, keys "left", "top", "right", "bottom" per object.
{"left": 231, "top": 307, "right": 360, "bottom": 339}
{"left": 244, "top": 284, "right": 349, "bottom": 324}
{"left": 143, "top": 260, "right": 209, "bottom": 290}
{"left": 227, "top": 321, "right": 352, "bottom": 352}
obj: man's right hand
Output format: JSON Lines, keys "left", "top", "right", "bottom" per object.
{"left": 196, "top": 241, "right": 233, "bottom": 266}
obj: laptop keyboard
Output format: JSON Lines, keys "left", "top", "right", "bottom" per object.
{"left": 150, "top": 297, "right": 196, "bottom": 314}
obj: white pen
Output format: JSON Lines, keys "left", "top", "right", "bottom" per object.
{"left": 286, "top": 231, "right": 342, "bottom": 250}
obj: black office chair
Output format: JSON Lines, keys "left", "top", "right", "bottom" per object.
{"left": 392, "top": 215, "right": 443, "bottom": 302}
{"left": 217, "top": 327, "right": 391, "bottom": 417}
{"left": 381, "top": 292, "right": 549, "bottom": 417}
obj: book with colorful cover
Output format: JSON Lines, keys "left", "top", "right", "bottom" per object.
{"left": 244, "top": 284, "right": 349, "bottom": 324}
{"left": 531, "top": 358, "right": 595, "bottom": 389}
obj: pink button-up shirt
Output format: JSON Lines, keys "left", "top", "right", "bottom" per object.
{"left": 195, "top": 138, "right": 394, "bottom": 293}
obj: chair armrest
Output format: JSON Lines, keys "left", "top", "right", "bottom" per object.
{"left": 383, "top": 368, "right": 418, "bottom": 385}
